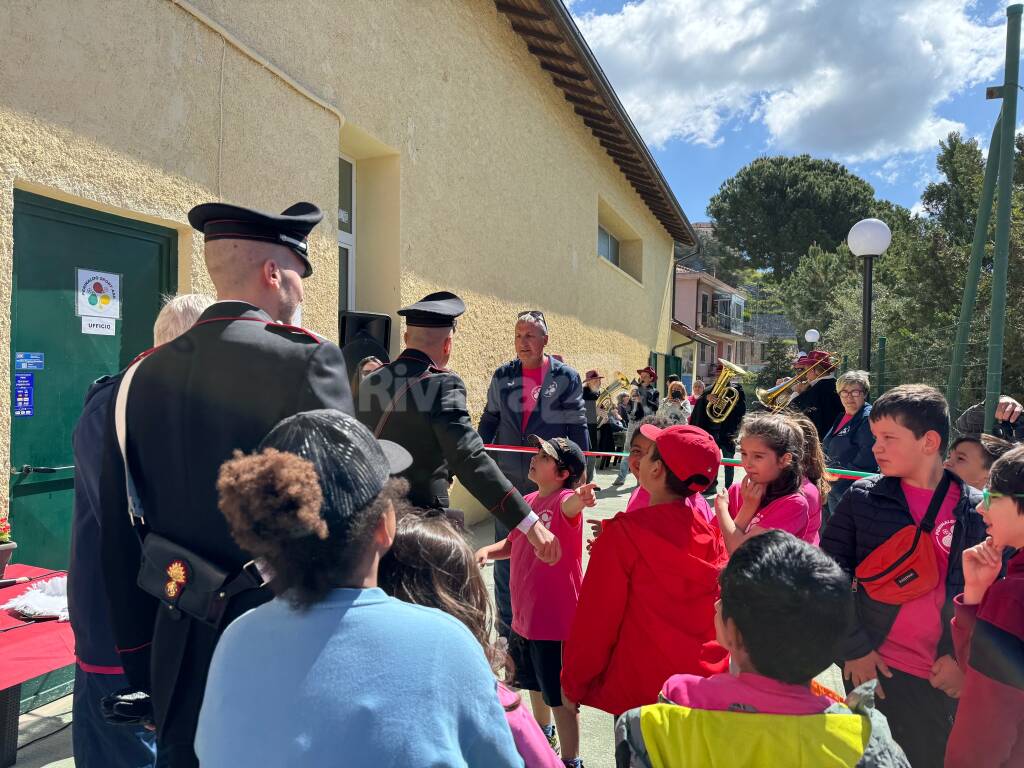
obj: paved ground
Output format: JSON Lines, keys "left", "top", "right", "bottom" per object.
{"left": 17, "top": 465, "right": 842, "bottom": 767}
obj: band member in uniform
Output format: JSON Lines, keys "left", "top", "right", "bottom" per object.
{"left": 789, "top": 350, "right": 843, "bottom": 440}
{"left": 98, "top": 201, "right": 353, "bottom": 768}
{"left": 356, "top": 292, "right": 559, "bottom": 564}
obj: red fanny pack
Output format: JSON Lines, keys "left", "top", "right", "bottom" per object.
{"left": 854, "top": 474, "right": 952, "bottom": 605}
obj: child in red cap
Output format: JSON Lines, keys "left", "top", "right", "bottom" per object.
{"left": 561, "top": 425, "right": 729, "bottom": 716}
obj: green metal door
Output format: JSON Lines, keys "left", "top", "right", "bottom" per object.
{"left": 10, "top": 191, "right": 177, "bottom": 569}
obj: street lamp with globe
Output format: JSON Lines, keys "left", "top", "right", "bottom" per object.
{"left": 805, "top": 328, "right": 820, "bottom": 351}
{"left": 847, "top": 218, "right": 892, "bottom": 370}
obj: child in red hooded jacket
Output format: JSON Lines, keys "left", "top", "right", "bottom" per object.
{"left": 561, "top": 425, "right": 729, "bottom": 717}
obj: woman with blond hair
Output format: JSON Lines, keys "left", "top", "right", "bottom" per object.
{"left": 822, "top": 370, "right": 877, "bottom": 523}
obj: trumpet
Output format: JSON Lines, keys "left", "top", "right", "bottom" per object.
{"left": 596, "top": 372, "right": 630, "bottom": 412}
{"left": 707, "top": 359, "right": 748, "bottom": 424}
{"left": 756, "top": 355, "right": 839, "bottom": 412}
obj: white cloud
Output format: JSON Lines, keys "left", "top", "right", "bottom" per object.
{"left": 574, "top": 0, "right": 1004, "bottom": 162}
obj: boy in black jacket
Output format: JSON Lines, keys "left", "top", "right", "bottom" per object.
{"left": 822, "top": 384, "right": 986, "bottom": 768}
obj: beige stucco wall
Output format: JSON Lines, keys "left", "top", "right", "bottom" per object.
{"left": 0, "top": 0, "right": 340, "bottom": 512}
{"left": 0, "top": 0, "right": 679, "bottom": 519}
{"left": 187, "top": 0, "right": 676, "bottom": 411}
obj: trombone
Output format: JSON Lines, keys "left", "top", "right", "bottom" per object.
{"left": 707, "top": 359, "right": 748, "bottom": 424}
{"left": 756, "top": 355, "right": 839, "bottom": 412}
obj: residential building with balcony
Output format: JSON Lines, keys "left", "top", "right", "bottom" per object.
{"left": 671, "top": 267, "right": 758, "bottom": 384}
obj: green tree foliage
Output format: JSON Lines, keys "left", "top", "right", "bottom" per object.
{"left": 707, "top": 155, "right": 875, "bottom": 276}
{"left": 754, "top": 338, "right": 797, "bottom": 389}
{"left": 694, "top": 231, "right": 746, "bottom": 287}
{"left": 819, "top": 133, "right": 1022, "bottom": 403}
{"left": 715, "top": 131, "right": 1023, "bottom": 408}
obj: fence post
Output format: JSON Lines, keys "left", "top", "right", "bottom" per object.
{"left": 947, "top": 112, "right": 1001, "bottom": 418}
{"left": 877, "top": 336, "right": 886, "bottom": 393}
{"left": 985, "top": 5, "right": 1022, "bottom": 432}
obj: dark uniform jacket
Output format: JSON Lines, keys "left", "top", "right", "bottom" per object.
{"left": 69, "top": 375, "right": 125, "bottom": 670}
{"left": 355, "top": 347, "right": 531, "bottom": 530}
{"left": 478, "top": 355, "right": 589, "bottom": 494}
{"left": 821, "top": 471, "right": 985, "bottom": 663}
{"left": 690, "top": 386, "right": 746, "bottom": 446}
{"left": 98, "top": 301, "right": 353, "bottom": 761}
{"left": 791, "top": 376, "right": 844, "bottom": 440}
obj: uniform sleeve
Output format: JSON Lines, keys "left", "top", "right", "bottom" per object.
{"left": 561, "top": 524, "right": 633, "bottom": 705}
{"left": 431, "top": 375, "right": 532, "bottom": 530}
{"left": 97, "top": 380, "right": 157, "bottom": 692}
{"left": 478, "top": 371, "right": 501, "bottom": 444}
{"left": 820, "top": 491, "right": 875, "bottom": 661}
{"left": 301, "top": 341, "right": 354, "bottom": 415}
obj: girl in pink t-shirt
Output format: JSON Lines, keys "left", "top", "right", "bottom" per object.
{"left": 788, "top": 411, "right": 831, "bottom": 542}
{"left": 714, "top": 413, "right": 818, "bottom": 553}
{"left": 476, "top": 436, "right": 595, "bottom": 767}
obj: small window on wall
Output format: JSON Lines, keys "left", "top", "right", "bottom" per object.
{"left": 338, "top": 156, "right": 355, "bottom": 312}
{"left": 597, "top": 197, "right": 643, "bottom": 282}
{"left": 700, "top": 344, "right": 707, "bottom": 363}
{"left": 598, "top": 226, "right": 620, "bottom": 267}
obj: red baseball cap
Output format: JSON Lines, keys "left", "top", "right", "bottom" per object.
{"left": 638, "top": 424, "right": 721, "bottom": 492}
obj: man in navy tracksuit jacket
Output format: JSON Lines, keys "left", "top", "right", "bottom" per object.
{"left": 478, "top": 312, "right": 588, "bottom": 635}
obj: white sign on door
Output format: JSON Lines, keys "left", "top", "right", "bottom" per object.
{"left": 76, "top": 268, "right": 122, "bottom": 319}
{"left": 82, "top": 316, "right": 116, "bottom": 336}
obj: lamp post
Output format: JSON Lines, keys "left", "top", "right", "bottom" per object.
{"left": 805, "top": 328, "right": 820, "bottom": 351}
{"left": 847, "top": 219, "right": 892, "bottom": 370}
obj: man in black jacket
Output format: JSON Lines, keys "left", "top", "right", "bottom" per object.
{"left": 790, "top": 350, "right": 843, "bottom": 440}
{"left": 355, "top": 291, "right": 558, "bottom": 564}
{"left": 98, "top": 202, "right": 353, "bottom": 768}
{"left": 690, "top": 374, "right": 745, "bottom": 492}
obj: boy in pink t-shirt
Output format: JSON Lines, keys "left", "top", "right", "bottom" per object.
{"left": 821, "top": 385, "right": 987, "bottom": 768}
{"left": 477, "top": 436, "right": 595, "bottom": 768}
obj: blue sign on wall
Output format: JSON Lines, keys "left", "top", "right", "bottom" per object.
{"left": 14, "top": 372, "right": 34, "bottom": 417}
{"left": 15, "top": 352, "right": 45, "bottom": 371}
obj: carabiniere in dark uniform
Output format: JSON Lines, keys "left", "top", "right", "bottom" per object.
{"left": 97, "top": 201, "right": 353, "bottom": 768}
{"left": 356, "top": 292, "right": 533, "bottom": 531}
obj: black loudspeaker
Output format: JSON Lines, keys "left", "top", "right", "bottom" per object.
{"left": 339, "top": 311, "right": 392, "bottom": 384}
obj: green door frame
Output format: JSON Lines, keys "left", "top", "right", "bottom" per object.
{"left": 9, "top": 190, "right": 177, "bottom": 712}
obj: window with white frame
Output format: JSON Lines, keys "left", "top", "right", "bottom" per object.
{"left": 598, "top": 225, "right": 619, "bottom": 267}
{"left": 338, "top": 156, "right": 356, "bottom": 312}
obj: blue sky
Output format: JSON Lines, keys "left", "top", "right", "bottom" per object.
{"left": 567, "top": 0, "right": 1009, "bottom": 223}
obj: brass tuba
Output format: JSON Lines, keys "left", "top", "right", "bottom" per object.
{"left": 707, "top": 358, "right": 748, "bottom": 424}
{"left": 597, "top": 372, "right": 630, "bottom": 412}
{"left": 756, "top": 354, "right": 839, "bottom": 412}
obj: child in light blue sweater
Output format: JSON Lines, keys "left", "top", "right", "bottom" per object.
{"left": 196, "top": 411, "right": 520, "bottom": 768}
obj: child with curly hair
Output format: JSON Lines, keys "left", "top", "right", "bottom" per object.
{"left": 196, "top": 410, "right": 521, "bottom": 768}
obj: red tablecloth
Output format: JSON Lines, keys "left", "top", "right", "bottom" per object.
{"left": 0, "top": 565, "right": 74, "bottom": 689}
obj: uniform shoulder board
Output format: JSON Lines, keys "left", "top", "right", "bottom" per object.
{"left": 264, "top": 322, "right": 323, "bottom": 344}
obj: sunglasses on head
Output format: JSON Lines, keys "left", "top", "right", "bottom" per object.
{"left": 518, "top": 309, "right": 546, "bottom": 323}
{"left": 982, "top": 486, "right": 1024, "bottom": 509}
